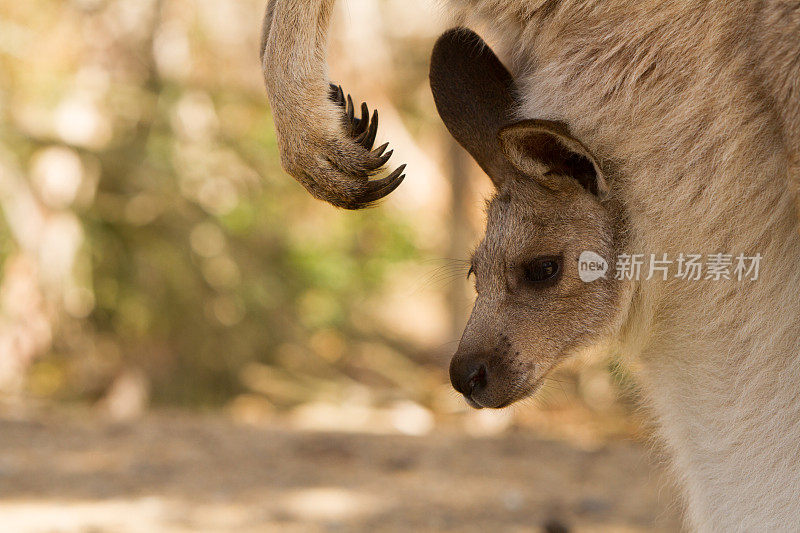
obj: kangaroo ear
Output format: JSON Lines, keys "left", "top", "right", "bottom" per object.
{"left": 499, "top": 119, "right": 609, "bottom": 198}
{"left": 430, "top": 28, "right": 518, "bottom": 188}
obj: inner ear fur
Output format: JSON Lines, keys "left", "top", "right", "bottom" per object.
{"left": 499, "top": 119, "right": 609, "bottom": 198}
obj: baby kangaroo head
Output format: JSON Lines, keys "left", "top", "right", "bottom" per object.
{"left": 431, "top": 29, "right": 628, "bottom": 408}
{"left": 456, "top": 163, "right": 622, "bottom": 409}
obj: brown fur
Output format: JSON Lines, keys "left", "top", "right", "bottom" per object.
{"left": 261, "top": 0, "right": 405, "bottom": 209}
{"left": 261, "top": 1, "right": 800, "bottom": 530}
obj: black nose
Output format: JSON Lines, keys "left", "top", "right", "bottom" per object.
{"left": 450, "top": 358, "right": 488, "bottom": 401}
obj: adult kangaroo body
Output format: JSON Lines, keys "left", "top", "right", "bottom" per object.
{"left": 261, "top": 1, "right": 800, "bottom": 530}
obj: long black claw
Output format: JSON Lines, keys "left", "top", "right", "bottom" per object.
{"left": 353, "top": 103, "right": 369, "bottom": 136}
{"left": 368, "top": 174, "right": 405, "bottom": 202}
{"left": 364, "top": 143, "right": 391, "bottom": 171}
{"left": 374, "top": 149, "right": 393, "bottom": 169}
{"left": 372, "top": 142, "right": 389, "bottom": 158}
{"left": 346, "top": 94, "right": 354, "bottom": 125}
{"left": 378, "top": 164, "right": 406, "bottom": 185}
{"left": 329, "top": 83, "right": 377, "bottom": 140}
{"left": 329, "top": 84, "right": 345, "bottom": 107}
{"left": 361, "top": 165, "right": 407, "bottom": 204}
{"left": 326, "top": 82, "right": 405, "bottom": 204}
{"left": 361, "top": 110, "right": 379, "bottom": 150}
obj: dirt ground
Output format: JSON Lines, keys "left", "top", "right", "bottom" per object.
{"left": 0, "top": 412, "right": 683, "bottom": 532}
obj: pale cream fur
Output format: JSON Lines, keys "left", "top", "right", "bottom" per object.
{"left": 262, "top": 1, "right": 800, "bottom": 530}
{"left": 480, "top": 3, "right": 800, "bottom": 530}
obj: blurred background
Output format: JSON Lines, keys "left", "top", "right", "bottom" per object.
{"left": 0, "top": 0, "right": 681, "bottom": 531}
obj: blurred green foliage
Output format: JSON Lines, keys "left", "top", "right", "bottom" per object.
{"left": 0, "top": 0, "right": 424, "bottom": 408}
{"left": 0, "top": 1, "right": 636, "bottom": 437}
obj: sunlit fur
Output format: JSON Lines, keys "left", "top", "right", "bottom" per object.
{"left": 451, "top": 1, "right": 800, "bottom": 530}
{"left": 263, "top": 0, "right": 800, "bottom": 530}
{"left": 454, "top": 176, "right": 629, "bottom": 410}
{"left": 261, "top": 0, "right": 404, "bottom": 209}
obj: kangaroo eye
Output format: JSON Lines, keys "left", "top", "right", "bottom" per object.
{"left": 524, "top": 256, "right": 561, "bottom": 284}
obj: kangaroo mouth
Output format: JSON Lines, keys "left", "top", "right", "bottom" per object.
{"left": 453, "top": 355, "right": 554, "bottom": 410}
{"left": 465, "top": 372, "right": 545, "bottom": 410}
{"left": 497, "top": 368, "right": 554, "bottom": 409}
{"left": 463, "top": 395, "right": 484, "bottom": 409}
